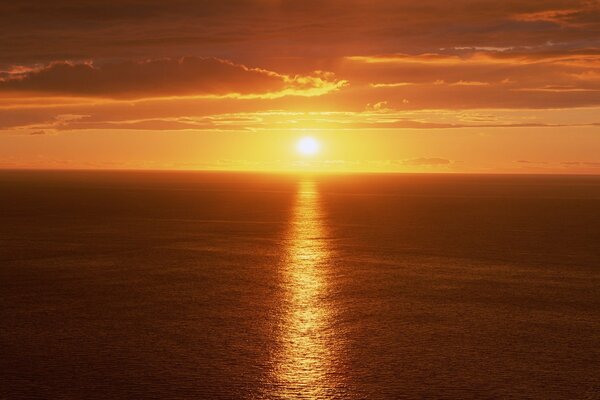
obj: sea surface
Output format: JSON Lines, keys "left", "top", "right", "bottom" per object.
{"left": 1, "top": 171, "right": 599, "bottom": 399}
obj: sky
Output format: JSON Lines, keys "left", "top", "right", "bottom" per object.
{"left": 1, "top": 0, "right": 599, "bottom": 173}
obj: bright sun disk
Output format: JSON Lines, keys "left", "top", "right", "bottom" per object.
{"left": 297, "top": 137, "right": 320, "bottom": 156}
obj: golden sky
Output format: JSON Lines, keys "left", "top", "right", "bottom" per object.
{"left": 1, "top": 0, "right": 600, "bottom": 173}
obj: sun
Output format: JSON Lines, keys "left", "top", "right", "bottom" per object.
{"left": 296, "top": 137, "right": 320, "bottom": 156}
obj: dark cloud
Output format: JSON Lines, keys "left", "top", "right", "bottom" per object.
{"left": 0, "top": 57, "right": 342, "bottom": 99}
{"left": 1, "top": 0, "right": 598, "bottom": 67}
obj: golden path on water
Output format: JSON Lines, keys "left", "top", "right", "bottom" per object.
{"left": 267, "top": 179, "right": 345, "bottom": 399}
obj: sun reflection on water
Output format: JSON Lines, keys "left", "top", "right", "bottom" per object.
{"left": 267, "top": 179, "right": 344, "bottom": 399}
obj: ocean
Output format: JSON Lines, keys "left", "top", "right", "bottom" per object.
{"left": 1, "top": 170, "right": 599, "bottom": 399}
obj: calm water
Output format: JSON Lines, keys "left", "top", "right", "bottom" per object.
{"left": 1, "top": 171, "right": 599, "bottom": 399}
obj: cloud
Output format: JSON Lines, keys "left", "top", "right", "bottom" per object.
{"left": 401, "top": 157, "right": 452, "bottom": 166}
{"left": 1, "top": 2, "right": 598, "bottom": 112}
{"left": 341, "top": 49, "right": 600, "bottom": 109}
{"left": 4, "top": 101, "right": 600, "bottom": 133}
{"left": 561, "top": 161, "right": 600, "bottom": 167}
{"left": 1, "top": 0, "right": 598, "bottom": 69}
{"left": 516, "top": 160, "right": 549, "bottom": 165}
{"left": 512, "top": 3, "right": 600, "bottom": 27}
{"left": 365, "top": 101, "right": 391, "bottom": 112}
{"left": 0, "top": 57, "right": 345, "bottom": 99}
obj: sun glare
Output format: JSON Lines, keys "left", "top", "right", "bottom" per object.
{"left": 297, "top": 137, "right": 320, "bottom": 156}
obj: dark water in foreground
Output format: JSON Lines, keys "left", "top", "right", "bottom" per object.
{"left": 1, "top": 171, "right": 599, "bottom": 399}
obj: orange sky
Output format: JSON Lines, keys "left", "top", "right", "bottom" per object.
{"left": 1, "top": 0, "right": 599, "bottom": 173}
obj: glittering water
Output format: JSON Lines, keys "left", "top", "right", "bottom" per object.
{"left": 1, "top": 171, "right": 599, "bottom": 399}
{"left": 266, "top": 180, "right": 348, "bottom": 400}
